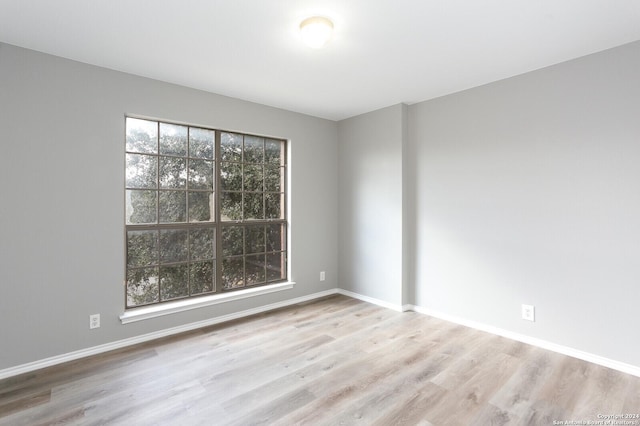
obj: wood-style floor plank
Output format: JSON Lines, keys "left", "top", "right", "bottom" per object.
{"left": 1, "top": 294, "right": 639, "bottom": 425}
{"left": 488, "top": 346, "right": 557, "bottom": 419}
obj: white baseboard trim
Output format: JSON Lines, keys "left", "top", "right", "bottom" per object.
{"left": 406, "top": 304, "right": 640, "bottom": 378}
{"left": 5, "top": 289, "right": 638, "bottom": 381}
{"left": 0, "top": 288, "right": 339, "bottom": 381}
{"left": 335, "top": 288, "right": 404, "bottom": 312}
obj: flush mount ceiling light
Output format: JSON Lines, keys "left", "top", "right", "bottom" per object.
{"left": 299, "top": 16, "right": 334, "bottom": 48}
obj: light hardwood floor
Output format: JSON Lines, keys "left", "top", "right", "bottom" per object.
{"left": 1, "top": 295, "right": 639, "bottom": 425}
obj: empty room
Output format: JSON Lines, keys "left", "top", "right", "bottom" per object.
{"left": 1, "top": 1, "right": 640, "bottom": 425}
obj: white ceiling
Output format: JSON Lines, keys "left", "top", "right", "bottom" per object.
{"left": 1, "top": 1, "right": 639, "bottom": 121}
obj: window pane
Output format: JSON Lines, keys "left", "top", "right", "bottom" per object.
{"left": 188, "top": 159, "right": 213, "bottom": 190}
{"left": 265, "top": 193, "right": 282, "bottom": 219}
{"left": 244, "top": 136, "right": 264, "bottom": 163}
{"left": 265, "top": 139, "right": 283, "bottom": 164}
{"left": 126, "top": 190, "right": 157, "bottom": 224}
{"left": 221, "top": 162, "right": 242, "bottom": 191}
{"left": 159, "top": 156, "right": 187, "bottom": 189}
{"left": 246, "top": 254, "right": 266, "bottom": 285}
{"left": 264, "top": 166, "right": 283, "bottom": 192}
{"left": 267, "top": 252, "right": 285, "bottom": 281}
{"left": 159, "top": 229, "right": 188, "bottom": 263}
{"left": 126, "top": 154, "right": 157, "bottom": 189}
{"left": 160, "top": 264, "right": 189, "bottom": 300}
{"left": 245, "top": 226, "right": 265, "bottom": 254}
{"left": 190, "top": 261, "right": 215, "bottom": 295}
{"left": 266, "top": 223, "right": 284, "bottom": 252}
{"left": 127, "top": 230, "right": 158, "bottom": 267}
{"left": 127, "top": 267, "right": 159, "bottom": 307}
{"left": 159, "top": 191, "right": 186, "bottom": 223}
{"left": 190, "top": 227, "right": 215, "bottom": 260}
{"left": 159, "top": 123, "right": 187, "bottom": 156}
{"left": 221, "top": 192, "right": 242, "bottom": 221}
{"left": 188, "top": 191, "right": 214, "bottom": 222}
{"left": 222, "top": 257, "right": 244, "bottom": 290}
{"left": 244, "top": 193, "right": 264, "bottom": 220}
{"left": 243, "top": 164, "right": 263, "bottom": 192}
{"left": 221, "top": 132, "right": 242, "bottom": 162}
{"left": 126, "top": 118, "right": 157, "bottom": 154}
{"left": 189, "top": 128, "right": 214, "bottom": 159}
{"left": 222, "top": 226, "right": 243, "bottom": 256}
{"left": 126, "top": 119, "right": 287, "bottom": 308}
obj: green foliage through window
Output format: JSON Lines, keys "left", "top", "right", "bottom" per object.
{"left": 125, "top": 117, "right": 287, "bottom": 308}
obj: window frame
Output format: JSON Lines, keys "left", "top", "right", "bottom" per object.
{"left": 124, "top": 116, "right": 288, "bottom": 310}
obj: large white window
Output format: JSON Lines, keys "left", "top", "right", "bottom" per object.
{"left": 125, "top": 117, "right": 287, "bottom": 309}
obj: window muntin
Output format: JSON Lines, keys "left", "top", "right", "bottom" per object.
{"left": 125, "top": 118, "right": 287, "bottom": 309}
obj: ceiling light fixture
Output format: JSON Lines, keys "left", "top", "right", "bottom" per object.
{"left": 299, "top": 16, "right": 334, "bottom": 49}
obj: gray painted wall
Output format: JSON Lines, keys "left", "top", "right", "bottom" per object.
{"left": 410, "top": 41, "right": 640, "bottom": 366}
{"left": 336, "top": 41, "right": 640, "bottom": 367}
{"left": 0, "top": 43, "right": 338, "bottom": 370}
{"left": 2, "top": 38, "right": 639, "bottom": 372}
{"left": 337, "top": 104, "right": 405, "bottom": 306}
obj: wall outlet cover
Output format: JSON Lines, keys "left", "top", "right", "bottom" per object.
{"left": 522, "top": 304, "right": 535, "bottom": 322}
{"left": 89, "top": 314, "right": 101, "bottom": 329}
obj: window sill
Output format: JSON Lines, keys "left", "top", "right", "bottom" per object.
{"left": 119, "top": 281, "right": 296, "bottom": 324}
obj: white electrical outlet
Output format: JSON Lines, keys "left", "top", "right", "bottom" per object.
{"left": 521, "top": 304, "right": 535, "bottom": 322}
{"left": 89, "top": 314, "right": 101, "bottom": 329}
{"left": 320, "top": 271, "right": 326, "bottom": 281}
